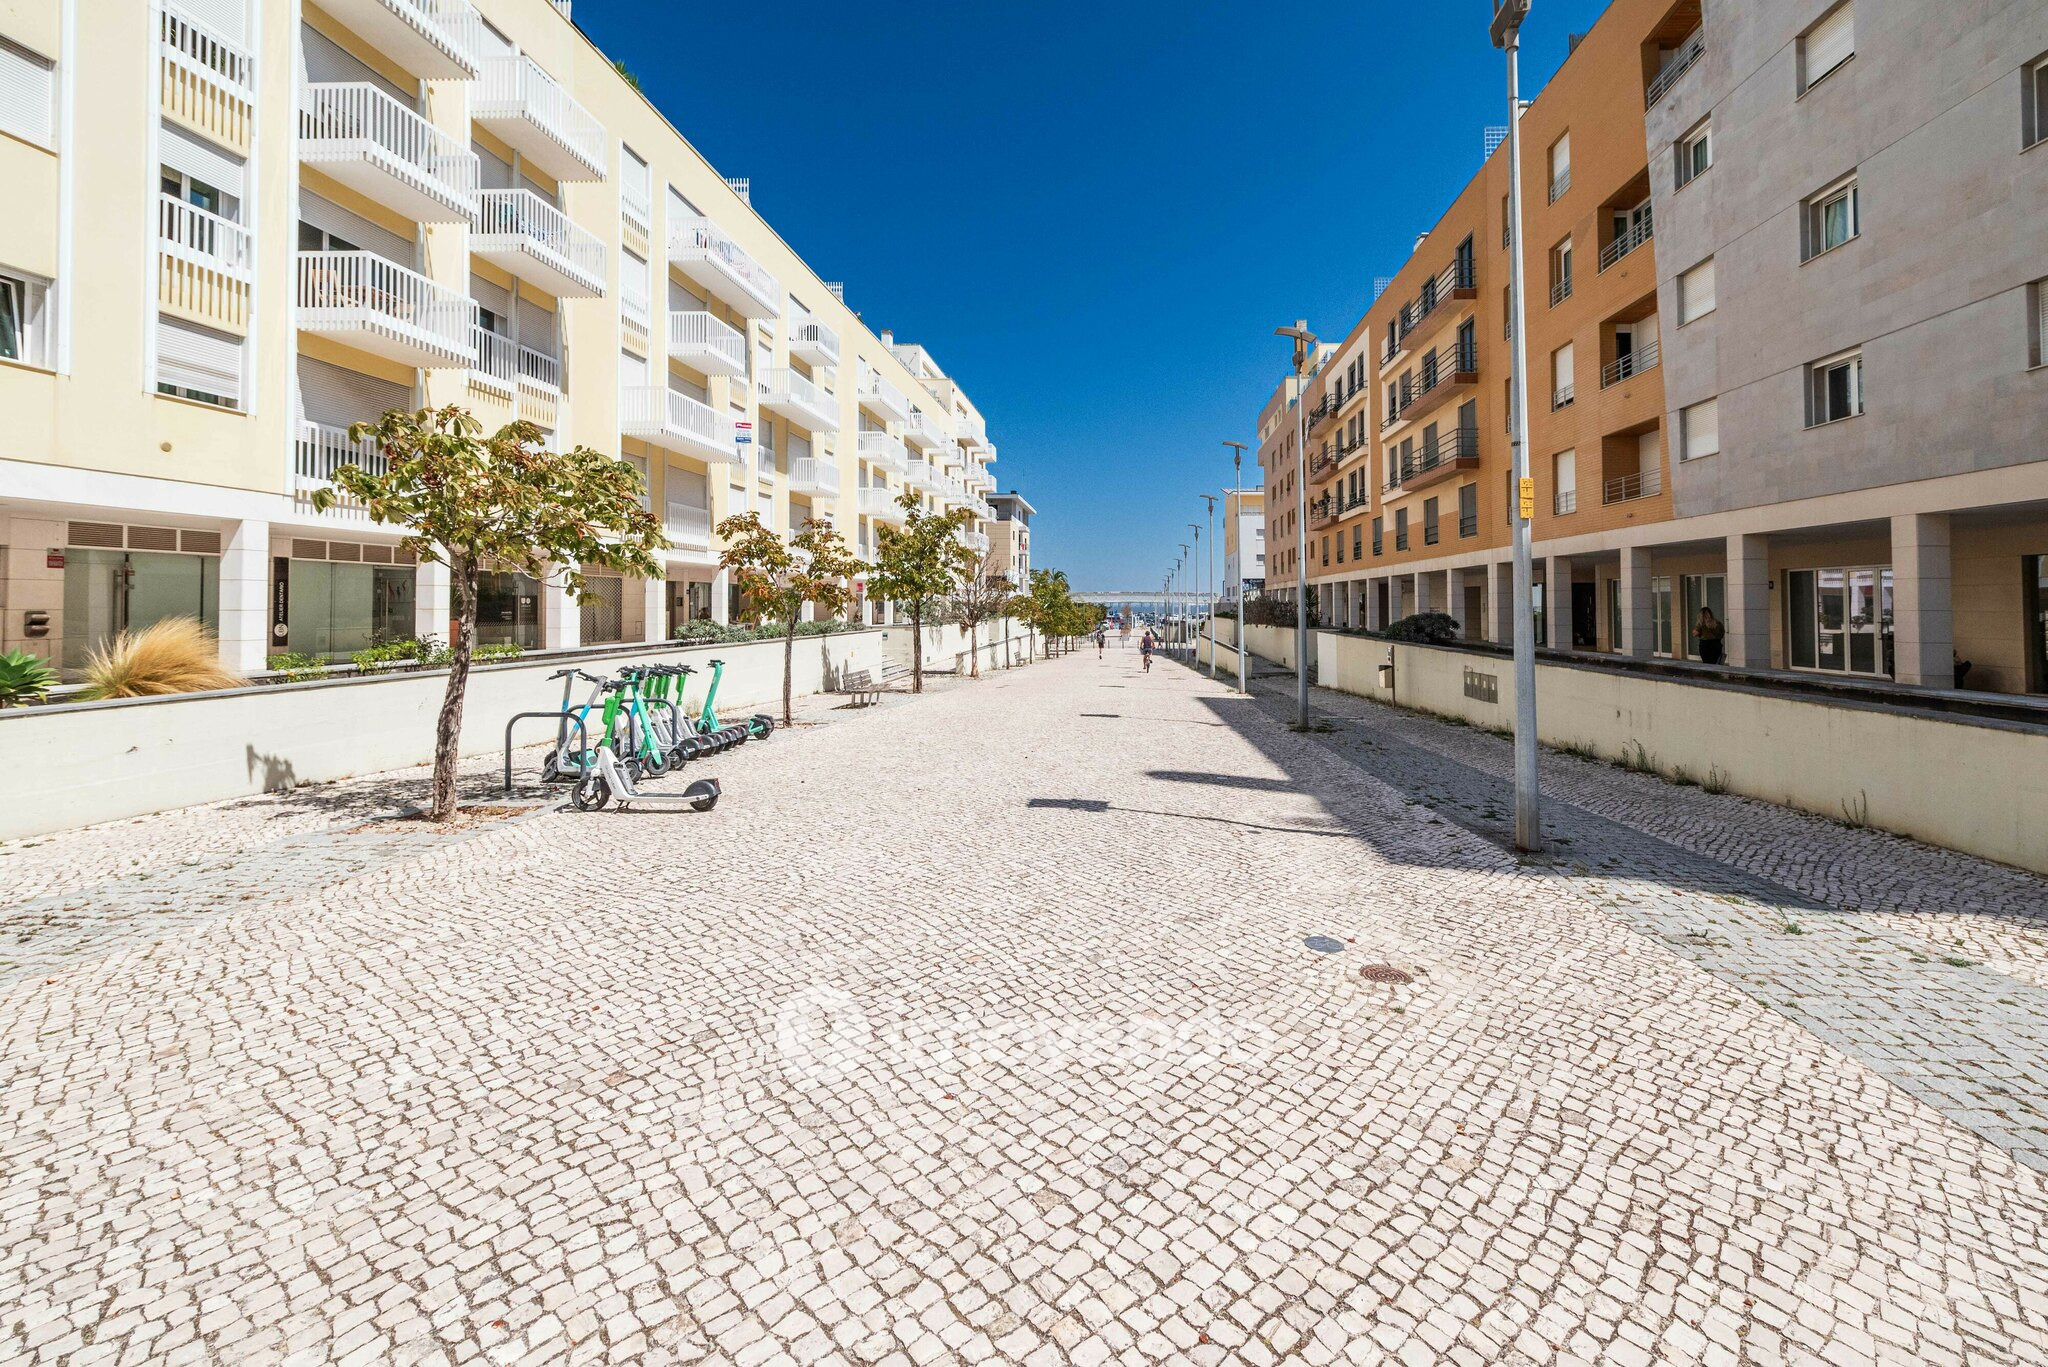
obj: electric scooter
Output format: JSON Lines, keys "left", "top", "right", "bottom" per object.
{"left": 700, "top": 658, "right": 775, "bottom": 742}
{"left": 569, "top": 682, "right": 721, "bottom": 813}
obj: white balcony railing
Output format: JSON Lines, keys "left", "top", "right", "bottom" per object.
{"left": 962, "top": 530, "right": 990, "bottom": 555}
{"left": 297, "top": 250, "right": 475, "bottom": 367}
{"left": 471, "top": 325, "right": 515, "bottom": 395}
{"left": 788, "top": 457, "right": 841, "bottom": 498}
{"left": 298, "top": 82, "right": 479, "bottom": 222}
{"left": 856, "top": 368, "right": 909, "bottom": 422}
{"left": 159, "top": 194, "right": 252, "bottom": 280}
{"left": 664, "top": 501, "right": 713, "bottom": 551}
{"left": 666, "top": 311, "right": 747, "bottom": 376}
{"left": 761, "top": 367, "right": 841, "bottom": 433}
{"left": 667, "top": 216, "right": 781, "bottom": 320}
{"left": 619, "top": 385, "right": 741, "bottom": 464}
{"left": 902, "top": 410, "right": 948, "bottom": 451}
{"left": 472, "top": 188, "right": 606, "bottom": 297}
{"left": 904, "top": 457, "right": 942, "bottom": 493}
{"left": 295, "top": 420, "right": 384, "bottom": 512}
{"left": 857, "top": 430, "right": 908, "bottom": 474}
{"left": 518, "top": 344, "right": 560, "bottom": 395}
{"left": 859, "top": 486, "right": 906, "bottom": 522}
{"left": 621, "top": 179, "right": 651, "bottom": 236}
{"left": 956, "top": 411, "right": 987, "bottom": 447}
{"left": 789, "top": 319, "right": 841, "bottom": 366}
{"left": 474, "top": 53, "right": 607, "bottom": 183}
{"left": 320, "top": 0, "right": 479, "bottom": 80}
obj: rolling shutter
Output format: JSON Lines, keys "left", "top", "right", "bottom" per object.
{"left": 300, "top": 24, "right": 410, "bottom": 105}
{"left": 299, "top": 189, "right": 413, "bottom": 267}
{"left": 518, "top": 300, "right": 556, "bottom": 353}
{"left": 296, "top": 354, "right": 411, "bottom": 428}
{"left": 175, "top": 0, "right": 247, "bottom": 43}
{"left": 158, "top": 317, "right": 244, "bottom": 406}
{"left": 162, "top": 121, "right": 247, "bottom": 201}
{"left": 1803, "top": 5, "right": 1853, "bottom": 86}
{"left": 0, "top": 36, "right": 55, "bottom": 150}
{"left": 474, "top": 140, "right": 513, "bottom": 191}
{"left": 469, "top": 272, "right": 512, "bottom": 322}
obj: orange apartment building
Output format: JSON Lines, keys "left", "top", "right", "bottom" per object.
{"left": 1264, "top": 0, "right": 2048, "bottom": 696}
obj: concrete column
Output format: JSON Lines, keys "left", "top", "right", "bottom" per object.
{"left": 543, "top": 570, "right": 581, "bottom": 651}
{"left": 642, "top": 577, "right": 666, "bottom": 644}
{"left": 1488, "top": 561, "right": 1515, "bottom": 643}
{"left": 415, "top": 559, "right": 451, "bottom": 642}
{"left": 1726, "top": 533, "right": 1771, "bottom": 669}
{"left": 1892, "top": 512, "right": 1953, "bottom": 687}
{"left": 1446, "top": 567, "right": 1469, "bottom": 635}
{"left": 219, "top": 519, "right": 270, "bottom": 674}
{"left": 1545, "top": 557, "right": 1572, "bottom": 650}
{"left": 1619, "top": 546, "right": 1655, "bottom": 659}
{"left": 1412, "top": 572, "right": 1432, "bottom": 616}
{"left": 710, "top": 566, "right": 732, "bottom": 625}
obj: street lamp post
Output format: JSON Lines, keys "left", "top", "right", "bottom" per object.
{"left": 1198, "top": 495, "right": 1217, "bottom": 678}
{"left": 1493, "top": 0, "right": 1542, "bottom": 850}
{"left": 1224, "top": 441, "right": 1250, "bottom": 694}
{"left": 1275, "top": 322, "right": 1317, "bottom": 729}
{"left": 1187, "top": 524, "right": 1201, "bottom": 657}
{"left": 1177, "top": 544, "right": 1190, "bottom": 650}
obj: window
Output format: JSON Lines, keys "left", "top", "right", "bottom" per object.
{"left": 0, "top": 36, "right": 55, "bottom": 149}
{"left": 0, "top": 267, "right": 51, "bottom": 368}
{"left": 1548, "top": 133, "right": 1572, "bottom": 203}
{"left": 1807, "top": 351, "right": 1864, "bottom": 425}
{"left": 1800, "top": 3, "right": 1854, "bottom": 94}
{"left": 1676, "top": 119, "right": 1712, "bottom": 187}
{"left": 1352, "top": 525, "right": 1361, "bottom": 560}
{"left": 1372, "top": 517, "right": 1383, "bottom": 556}
{"left": 2031, "top": 278, "right": 2048, "bottom": 368}
{"left": 1395, "top": 508, "right": 1409, "bottom": 551}
{"left": 1423, "top": 497, "right": 1440, "bottom": 546}
{"left": 2027, "top": 54, "right": 2048, "bottom": 149}
{"left": 1678, "top": 257, "right": 1716, "bottom": 325}
{"left": 1458, "top": 483, "right": 1478, "bottom": 537}
{"left": 1802, "top": 175, "right": 1859, "bottom": 260}
{"left": 1553, "top": 450, "right": 1577, "bottom": 515}
{"left": 1551, "top": 343, "right": 1575, "bottom": 409}
{"left": 1680, "top": 398, "right": 1721, "bottom": 460}
{"left": 1787, "top": 566, "right": 1893, "bottom": 674}
{"left": 156, "top": 316, "right": 242, "bottom": 408}
{"left": 1550, "top": 238, "right": 1573, "bottom": 306}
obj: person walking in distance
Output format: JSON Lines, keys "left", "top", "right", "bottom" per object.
{"left": 1695, "top": 606, "right": 1726, "bottom": 665}
{"left": 1096, "top": 627, "right": 1106, "bottom": 658}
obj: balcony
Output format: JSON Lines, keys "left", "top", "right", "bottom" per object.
{"left": 668, "top": 216, "right": 781, "bottom": 320}
{"left": 902, "top": 410, "right": 948, "bottom": 453}
{"left": 858, "top": 431, "right": 909, "bottom": 474}
{"left": 160, "top": 6, "right": 254, "bottom": 154}
{"left": 905, "top": 458, "right": 943, "bottom": 493}
{"left": 1601, "top": 339, "right": 1660, "bottom": 389}
{"left": 956, "top": 412, "right": 989, "bottom": 448}
{"left": 667, "top": 311, "right": 746, "bottom": 376}
{"left": 470, "top": 189, "right": 605, "bottom": 298}
{"left": 1385, "top": 339, "right": 1479, "bottom": 430}
{"left": 1604, "top": 466, "right": 1663, "bottom": 504}
{"left": 790, "top": 319, "right": 841, "bottom": 367}
{"left": 318, "top": 0, "right": 478, "bottom": 80}
{"left": 1550, "top": 273, "right": 1574, "bottom": 308}
{"left": 295, "top": 420, "right": 384, "bottom": 515}
{"left": 620, "top": 386, "right": 742, "bottom": 465}
{"left": 298, "top": 83, "right": 479, "bottom": 223}
{"left": 1309, "top": 394, "right": 1340, "bottom": 431}
{"left": 859, "top": 486, "right": 907, "bottom": 523}
{"left": 962, "top": 530, "right": 990, "bottom": 555}
{"left": 158, "top": 193, "right": 252, "bottom": 331}
{"left": 1308, "top": 497, "right": 1337, "bottom": 531}
{"left": 664, "top": 501, "right": 712, "bottom": 553}
{"left": 1599, "top": 212, "right": 1654, "bottom": 273}
{"left": 474, "top": 54, "right": 607, "bottom": 183}
{"left": 1383, "top": 427, "right": 1482, "bottom": 495}
{"left": 297, "top": 250, "right": 474, "bottom": 367}
{"left": 788, "top": 457, "right": 841, "bottom": 498}
{"left": 760, "top": 367, "right": 842, "bottom": 434}
{"left": 470, "top": 325, "right": 514, "bottom": 397}
{"left": 856, "top": 368, "right": 911, "bottom": 423}
{"left": 1647, "top": 29, "right": 1705, "bottom": 107}
{"left": 1405, "top": 257, "right": 1478, "bottom": 339}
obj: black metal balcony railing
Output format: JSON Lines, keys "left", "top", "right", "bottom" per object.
{"left": 1459, "top": 509, "right": 1479, "bottom": 537}
{"left": 1384, "top": 425, "right": 1481, "bottom": 493}
{"left": 1407, "top": 258, "right": 1477, "bottom": 335}
{"left": 1601, "top": 339, "right": 1661, "bottom": 389}
{"left": 1600, "top": 211, "right": 1654, "bottom": 272}
{"left": 1395, "top": 526, "right": 1410, "bottom": 551}
{"left": 1382, "top": 340, "right": 1479, "bottom": 429}
{"left": 1373, "top": 530, "right": 1384, "bottom": 555}
{"left": 1424, "top": 521, "right": 1440, "bottom": 546}
{"left": 1647, "top": 29, "right": 1706, "bottom": 107}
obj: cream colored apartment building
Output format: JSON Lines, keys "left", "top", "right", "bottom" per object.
{"left": 0, "top": 0, "right": 1006, "bottom": 672}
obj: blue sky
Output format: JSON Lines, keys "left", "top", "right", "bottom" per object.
{"left": 579, "top": 0, "right": 1614, "bottom": 592}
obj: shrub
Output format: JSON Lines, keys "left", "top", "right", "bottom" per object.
{"left": 78, "top": 618, "right": 246, "bottom": 699}
{"left": 1243, "top": 592, "right": 1318, "bottom": 628}
{"left": 0, "top": 649, "right": 58, "bottom": 707}
{"left": 350, "top": 636, "right": 450, "bottom": 671}
{"left": 474, "top": 642, "right": 524, "bottom": 662}
{"left": 266, "top": 650, "right": 331, "bottom": 683}
{"left": 1381, "top": 612, "right": 1461, "bottom": 644}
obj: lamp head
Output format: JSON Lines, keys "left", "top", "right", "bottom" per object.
{"left": 1491, "top": 0, "right": 1531, "bottom": 49}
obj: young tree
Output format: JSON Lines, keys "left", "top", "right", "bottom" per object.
{"left": 943, "top": 552, "right": 1025, "bottom": 678}
{"left": 866, "top": 491, "right": 977, "bottom": 692}
{"left": 715, "top": 512, "right": 865, "bottom": 725}
{"left": 1018, "top": 567, "right": 1078, "bottom": 659}
{"left": 314, "top": 407, "right": 665, "bottom": 821}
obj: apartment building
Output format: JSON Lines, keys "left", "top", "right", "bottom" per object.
{"left": 987, "top": 491, "right": 1033, "bottom": 588}
{"left": 1266, "top": 0, "right": 2048, "bottom": 698}
{"left": 1223, "top": 488, "right": 1264, "bottom": 595}
{"left": 0, "top": 0, "right": 1008, "bottom": 672}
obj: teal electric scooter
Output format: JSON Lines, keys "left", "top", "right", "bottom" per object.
{"left": 700, "top": 658, "right": 774, "bottom": 741}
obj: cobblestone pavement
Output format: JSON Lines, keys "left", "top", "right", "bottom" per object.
{"left": 4, "top": 654, "right": 2048, "bottom": 1366}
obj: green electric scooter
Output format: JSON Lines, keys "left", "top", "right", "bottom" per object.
{"left": 700, "top": 657, "right": 775, "bottom": 742}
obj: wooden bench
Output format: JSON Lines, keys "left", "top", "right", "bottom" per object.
{"left": 835, "top": 661, "right": 914, "bottom": 706}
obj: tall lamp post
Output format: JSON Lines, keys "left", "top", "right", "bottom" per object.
{"left": 1198, "top": 495, "right": 1217, "bottom": 677}
{"left": 1275, "top": 322, "right": 1318, "bottom": 729}
{"left": 1493, "top": 0, "right": 1541, "bottom": 850}
{"left": 1187, "top": 524, "right": 1201, "bottom": 656}
{"left": 1177, "top": 544, "right": 1190, "bottom": 648}
{"left": 1223, "top": 441, "right": 1250, "bottom": 694}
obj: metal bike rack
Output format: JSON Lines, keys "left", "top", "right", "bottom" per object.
{"left": 503, "top": 711, "right": 589, "bottom": 796}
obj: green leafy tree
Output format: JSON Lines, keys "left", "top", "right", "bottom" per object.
{"left": 1018, "top": 567, "right": 1079, "bottom": 659}
{"left": 715, "top": 512, "right": 865, "bottom": 725}
{"left": 314, "top": 407, "right": 665, "bottom": 820}
{"left": 943, "top": 551, "right": 1026, "bottom": 678}
{"left": 866, "top": 491, "right": 976, "bottom": 692}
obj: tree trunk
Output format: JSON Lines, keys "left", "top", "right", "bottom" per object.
{"left": 969, "top": 619, "right": 979, "bottom": 678}
{"left": 431, "top": 557, "right": 477, "bottom": 821}
{"left": 782, "top": 618, "right": 797, "bottom": 727}
{"left": 911, "top": 605, "right": 924, "bottom": 692}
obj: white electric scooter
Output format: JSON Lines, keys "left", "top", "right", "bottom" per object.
{"left": 569, "top": 741, "right": 721, "bottom": 812}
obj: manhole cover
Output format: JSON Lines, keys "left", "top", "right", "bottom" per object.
{"left": 1303, "top": 935, "right": 1346, "bottom": 954}
{"left": 1358, "top": 963, "right": 1415, "bottom": 985}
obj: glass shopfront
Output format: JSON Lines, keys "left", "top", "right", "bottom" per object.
{"left": 61, "top": 548, "right": 219, "bottom": 673}
{"left": 285, "top": 560, "right": 415, "bottom": 661}
{"left": 1787, "top": 566, "right": 1894, "bottom": 677}
{"left": 475, "top": 571, "right": 541, "bottom": 649}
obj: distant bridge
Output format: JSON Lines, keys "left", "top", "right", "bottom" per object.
{"left": 1072, "top": 592, "right": 1222, "bottom": 609}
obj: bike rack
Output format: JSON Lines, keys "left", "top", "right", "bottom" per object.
{"left": 503, "top": 711, "right": 589, "bottom": 796}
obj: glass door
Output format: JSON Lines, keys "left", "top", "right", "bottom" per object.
{"left": 1786, "top": 567, "right": 1894, "bottom": 676}
{"left": 1681, "top": 574, "right": 1726, "bottom": 660}
{"left": 2028, "top": 555, "right": 2048, "bottom": 693}
{"left": 1651, "top": 576, "right": 1674, "bottom": 656}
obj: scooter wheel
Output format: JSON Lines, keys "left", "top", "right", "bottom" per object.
{"left": 570, "top": 773, "right": 610, "bottom": 811}
{"left": 643, "top": 749, "right": 671, "bottom": 778}
{"left": 691, "top": 793, "right": 718, "bottom": 812}
{"left": 539, "top": 751, "right": 560, "bottom": 784}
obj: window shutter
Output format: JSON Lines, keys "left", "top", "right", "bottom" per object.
{"left": 1684, "top": 400, "right": 1720, "bottom": 459}
{"left": 1554, "top": 342, "right": 1574, "bottom": 386}
{"left": 162, "top": 122, "right": 247, "bottom": 201}
{"left": 473, "top": 140, "right": 514, "bottom": 190}
{"left": 1681, "top": 259, "right": 1716, "bottom": 323}
{"left": 1552, "top": 134, "right": 1570, "bottom": 179}
{"left": 158, "top": 317, "right": 244, "bottom": 405}
{"left": 619, "top": 349, "right": 649, "bottom": 387}
{"left": 299, "top": 189, "right": 414, "bottom": 267}
{"left": 1803, "top": 5, "right": 1854, "bottom": 87}
{"left": 295, "top": 354, "right": 410, "bottom": 427}
{"left": 619, "top": 249, "right": 649, "bottom": 320}
{"left": 300, "top": 24, "right": 411, "bottom": 104}
{"left": 518, "top": 300, "right": 556, "bottom": 353}
{"left": 0, "top": 37, "right": 55, "bottom": 149}
{"left": 469, "top": 272, "right": 512, "bottom": 321}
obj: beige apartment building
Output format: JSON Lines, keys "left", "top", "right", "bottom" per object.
{"left": 1223, "top": 488, "right": 1264, "bottom": 595}
{"left": 0, "top": 0, "right": 1009, "bottom": 672}
{"left": 1263, "top": 0, "right": 2048, "bottom": 698}
{"left": 986, "top": 491, "right": 1033, "bottom": 588}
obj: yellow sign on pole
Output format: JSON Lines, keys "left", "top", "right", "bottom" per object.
{"left": 1517, "top": 477, "right": 1536, "bottom": 520}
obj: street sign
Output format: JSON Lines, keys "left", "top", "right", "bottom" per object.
{"left": 1518, "top": 476, "right": 1536, "bottom": 520}
{"left": 735, "top": 419, "right": 753, "bottom": 445}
